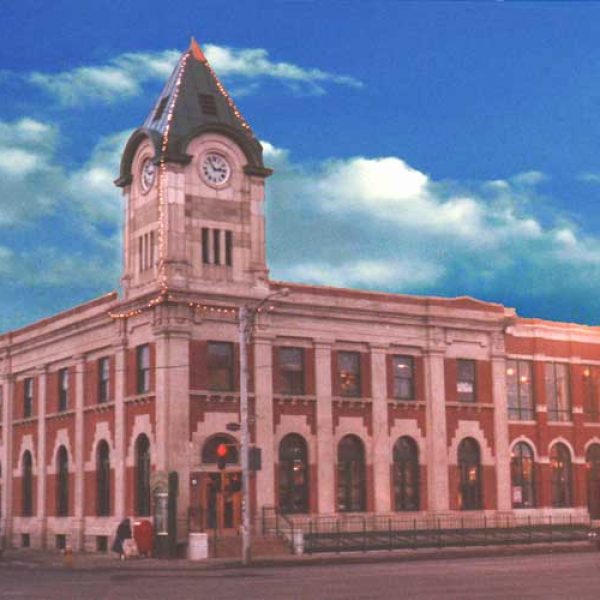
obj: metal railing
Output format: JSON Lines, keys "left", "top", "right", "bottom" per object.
{"left": 262, "top": 508, "right": 593, "bottom": 555}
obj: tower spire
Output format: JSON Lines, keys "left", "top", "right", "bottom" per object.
{"left": 189, "top": 36, "right": 207, "bottom": 62}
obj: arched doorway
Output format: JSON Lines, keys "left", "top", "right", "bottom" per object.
{"left": 134, "top": 434, "right": 151, "bottom": 516}
{"left": 337, "top": 435, "right": 366, "bottom": 512}
{"left": 458, "top": 438, "right": 482, "bottom": 510}
{"left": 393, "top": 436, "right": 419, "bottom": 511}
{"left": 587, "top": 444, "right": 600, "bottom": 519}
{"left": 511, "top": 442, "right": 536, "bottom": 508}
{"left": 278, "top": 434, "right": 309, "bottom": 514}
{"left": 201, "top": 434, "right": 241, "bottom": 531}
{"left": 550, "top": 443, "right": 572, "bottom": 508}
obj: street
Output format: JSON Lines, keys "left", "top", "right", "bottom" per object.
{"left": 1, "top": 551, "right": 600, "bottom": 599}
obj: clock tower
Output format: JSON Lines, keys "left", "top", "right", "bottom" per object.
{"left": 115, "top": 39, "right": 272, "bottom": 302}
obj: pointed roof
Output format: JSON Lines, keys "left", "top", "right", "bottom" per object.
{"left": 116, "top": 39, "right": 269, "bottom": 186}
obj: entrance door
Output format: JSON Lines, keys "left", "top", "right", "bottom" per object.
{"left": 203, "top": 472, "right": 242, "bottom": 531}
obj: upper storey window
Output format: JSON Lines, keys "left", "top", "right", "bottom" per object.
{"left": 23, "top": 378, "right": 33, "bottom": 418}
{"left": 199, "top": 93, "right": 217, "bottom": 116}
{"left": 545, "top": 362, "right": 571, "bottom": 422}
{"left": 337, "top": 351, "right": 361, "bottom": 398}
{"left": 207, "top": 342, "right": 234, "bottom": 392}
{"left": 98, "top": 357, "right": 110, "bottom": 404}
{"left": 583, "top": 366, "right": 600, "bottom": 422}
{"left": 202, "top": 228, "right": 233, "bottom": 267}
{"left": 507, "top": 360, "right": 534, "bottom": 420}
{"left": 278, "top": 347, "right": 305, "bottom": 396}
{"left": 58, "top": 368, "right": 69, "bottom": 412}
{"left": 136, "top": 345, "right": 150, "bottom": 395}
{"left": 457, "top": 359, "right": 476, "bottom": 403}
{"left": 138, "top": 232, "right": 155, "bottom": 273}
{"left": 392, "top": 356, "right": 414, "bottom": 400}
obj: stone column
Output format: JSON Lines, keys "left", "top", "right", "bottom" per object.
{"left": 154, "top": 320, "right": 191, "bottom": 543}
{"left": 73, "top": 355, "right": 86, "bottom": 550}
{"left": 370, "top": 345, "right": 391, "bottom": 513}
{"left": 113, "top": 341, "right": 127, "bottom": 519}
{"left": 424, "top": 329, "right": 449, "bottom": 512}
{"left": 36, "top": 367, "right": 48, "bottom": 548}
{"left": 315, "top": 340, "right": 335, "bottom": 514}
{"left": 0, "top": 372, "right": 13, "bottom": 545}
{"left": 253, "top": 336, "right": 275, "bottom": 514}
{"left": 491, "top": 333, "right": 511, "bottom": 511}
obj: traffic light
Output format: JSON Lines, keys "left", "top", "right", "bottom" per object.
{"left": 216, "top": 443, "right": 228, "bottom": 470}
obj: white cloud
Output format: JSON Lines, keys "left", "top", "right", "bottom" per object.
{"left": 27, "top": 45, "right": 361, "bottom": 106}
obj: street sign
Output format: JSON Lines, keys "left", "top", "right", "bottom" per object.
{"left": 226, "top": 422, "right": 241, "bottom": 432}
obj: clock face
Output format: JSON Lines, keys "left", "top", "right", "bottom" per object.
{"left": 201, "top": 153, "right": 231, "bottom": 186}
{"left": 141, "top": 158, "right": 156, "bottom": 192}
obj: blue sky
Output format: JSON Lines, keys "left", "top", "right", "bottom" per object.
{"left": 2, "top": 1, "right": 600, "bottom": 330}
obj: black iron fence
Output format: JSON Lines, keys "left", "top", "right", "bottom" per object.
{"left": 262, "top": 507, "right": 593, "bottom": 555}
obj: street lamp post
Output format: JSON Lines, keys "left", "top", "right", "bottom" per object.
{"left": 238, "top": 288, "right": 288, "bottom": 566}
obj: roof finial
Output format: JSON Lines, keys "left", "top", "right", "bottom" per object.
{"left": 190, "top": 36, "right": 207, "bottom": 62}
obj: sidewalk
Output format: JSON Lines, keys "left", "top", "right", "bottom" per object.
{"left": 0, "top": 540, "right": 596, "bottom": 572}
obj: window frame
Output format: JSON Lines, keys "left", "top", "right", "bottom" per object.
{"left": 583, "top": 366, "right": 600, "bottom": 422}
{"left": 278, "top": 433, "right": 310, "bottom": 514}
{"left": 337, "top": 351, "right": 362, "bottom": 398}
{"left": 136, "top": 345, "right": 150, "bottom": 395}
{"left": 135, "top": 435, "right": 151, "bottom": 516}
{"left": 22, "top": 451, "right": 33, "bottom": 517}
{"left": 550, "top": 443, "right": 572, "bottom": 508}
{"left": 457, "top": 359, "right": 477, "bottom": 403}
{"left": 56, "top": 446, "right": 69, "bottom": 517}
{"left": 336, "top": 435, "right": 366, "bottom": 513}
{"left": 278, "top": 347, "right": 305, "bottom": 396}
{"left": 545, "top": 362, "right": 571, "bottom": 422}
{"left": 393, "top": 436, "right": 420, "bottom": 511}
{"left": 98, "top": 357, "right": 110, "bottom": 404}
{"left": 58, "top": 368, "right": 69, "bottom": 412}
{"left": 392, "top": 355, "right": 415, "bottom": 400}
{"left": 506, "top": 359, "right": 534, "bottom": 420}
{"left": 23, "top": 377, "right": 33, "bottom": 419}
{"left": 510, "top": 442, "right": 536, "bottom": 508}
{"left": 96, "top": 441, "right": 111, "bottom": 517}
{"left": 207, "top": 341, "right": 234, "bottom": 392}
{"left": 457, "top": 437, "right": 482, "bottom": 510}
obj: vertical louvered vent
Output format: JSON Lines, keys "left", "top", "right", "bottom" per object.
{"left": 153, "top": 96, "right": 169, "bottom": 121}
{"left": 199, "top": 94, "right": 218, "bottom": 116}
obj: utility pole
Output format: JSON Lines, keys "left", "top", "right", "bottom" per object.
{"left": 238, "top": 288, "right": 289, "bottom": 566}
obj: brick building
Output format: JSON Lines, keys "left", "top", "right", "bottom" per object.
{"left": 1, "top": 40, "right": 599, "bottom": 552}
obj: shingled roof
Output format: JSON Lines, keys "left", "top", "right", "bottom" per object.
{"left": 116, "top": 38, "right": 269, "bottom": 187}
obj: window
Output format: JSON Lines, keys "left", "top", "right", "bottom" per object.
{"left": 336, "top": 435, "right": 366, "bottom": 512}
{"left": 153, "top": 96, "right": 169, "bottom": 121}
{"left": 23, "top": 377, "right": 33, "bottom": 419}
{"left": 545, "top": 363, "right": 571, "bottom": 422}
{"left": 96, "top": 441, "right": 110, "bottom": 517}
{"left": 507, "top": 360, "right": 534, "bottom": 420}
{"left": 278, "top": 434, "right": 309, "bottom": 514}
{"left": 457, "top": 359, "right": 476, "bottom": 402}
{"left": 56, "top": 446, "right": 69, "bottom": 517}
{"left": 393, "top": 437, "right": 420, "bottom": 511}
{"left": 98, "top": 357, "right": 110, "bottom": 404}
{"left": 337, "top": 351, "right": 361, "bottom": 397}
{"left": 135, "top": 435, "right": 151, "bottom": 516}
{"left": 278, "top": 347, "right": 305, "bottom": 395}
{"left": 207, "top": 342, "right": 234, "bottom": 391}
{"left": 202, "top": 228, "right": 210, "bottom": 264}
{"left": 550, "top": 443, "right": 572, "bottom": 508}
{"left": 138, "top": 232, "right": 155, "bottom": 272}
{"left": 458, "top": 438, "right": 482, "bottom": 510}
{"left": 392, "top": 356, "right": 414, "bottom": 400}
{"left": 136, "top": 345, "right": 150, "bottom": 394}
{"left": 58, "top": 368, "right": 69, "bottom": 412}
{"left": 202, "top": 434, "right": 238, "bottom": 465}
{"left": 22, "top": 451, "right": 33, "bottom": 517}
{"left": 511, "top": 442, "right": 535, "bottom": 508}
{"left": 587, "top": 444, "right": 600, "bottom": 519}
{"left": 213, "top": 229, "right": 221, "bottom": 265}
{"left": 225, "top": 231, "right": 233, "bottom": 267}
{"left": 583, "top": 367, "right": 600, "bottom": 422}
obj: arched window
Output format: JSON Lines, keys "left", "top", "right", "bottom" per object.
{"left": 56, "top": 446, "right": 69, "bottom": 517}
{"left": 96, "top": 441, "right": 111, "bottom": 517}
{"left": 22, "top": 451, "right": 33, "bottom": 517}
{"left": 278, "top": 434, "right": 309, "bottom": 514}
{"left": 393, "top": 436, "right": 420, "bottom": 511}
{"left": 201, "top": 434, "right": 239, "bottom": 466}
{"left": 511, "top": 442, "right": 535, "bottom": 508}
{"left": 337, "top": 435, "right": 366, "bottom": 512}
{"left": 135, "top": 435, "right": 151, "bottom": 516}
{"left": 458, "top": 438, "right": 482, "bottom": 510}
{"left": 587, "top": 444, "right": 600, "bottom": 519}
{"left": 550, "top": 443, "right": 572, "bottom": 508}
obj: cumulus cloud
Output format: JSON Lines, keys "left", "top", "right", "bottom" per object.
{"left": 26, "top": 45, "right": 361, "bottom": 106}
{"left": 264, "top": 142, "right": 600, "bottom": 322}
